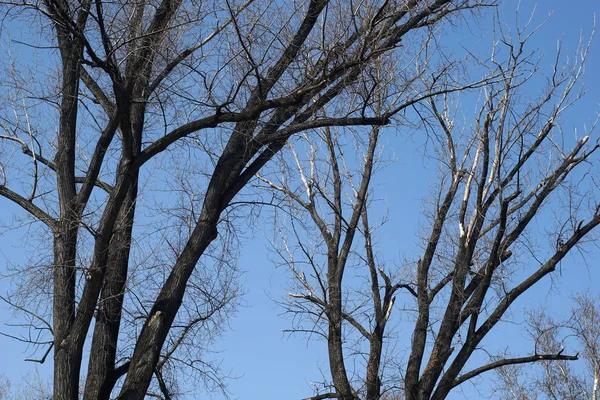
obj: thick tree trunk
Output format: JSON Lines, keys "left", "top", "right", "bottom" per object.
{"left": 85, "top": 103, "right": 143, "bottom": 398}
{"left": 84, "top": 184, "right": 137, "bottom": 399}
{"left": 54, "top": 345, "right": 81, "bottom": 400}
{"left": 365, "top": 329, "right": 383, "bottom": 400}
{"left": 53, "top": 229, "right": 80, "bottom": 400}
{"left": 53, "top": 43, "right": 84, "bottom": 400}
{"left": 327, "top": 283, "right": 355, "bottom": 400}
{"left": 405, "top": 291, "right": 430, "bottom": 400}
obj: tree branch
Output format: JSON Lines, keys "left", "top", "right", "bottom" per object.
{"left": 0, "top": 185, "right": 56, "bottom": 229}
{"left": 452, "top": 353, "right": 579, "bottom": 388}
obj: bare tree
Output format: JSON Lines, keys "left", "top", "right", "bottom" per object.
{"left": 264, "top": 14, "right": 600, "bottom": 400}
{"left": 0, "top": 0, "right": 491, "bottom": 398}
{"left": 0, "top": 370, "right": 53, "bottom": 400}
{"left": 495, "top": 292, "right": 600, "bottom": 400}
{"left": 262, "top": 123, "right": 392, "bottom": 400}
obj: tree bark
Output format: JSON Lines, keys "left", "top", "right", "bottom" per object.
{"left": 52, "top": 18, "right": 86, "bottom": 399}
{"left": 53, "top": 229, "right": 80, "bottom": 400}
{"left": 365, "top": 328, "right": 383, "bottom": 400}
{"left": 84, "top": 183, "right": 137, "bottom": 399}
{"left": 327, "top": 276, "right": 355, "bottom": 400}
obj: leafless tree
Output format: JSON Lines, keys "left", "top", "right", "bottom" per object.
{"left": 0, "top": 0, "right": 492, "bottom": 398}
{"left": 262, "top": 122, "right": 393, "bottom": 400}
{"left": 495, "top": 292, "right": 600, "bottom": 400}
{"left": 0, "top": 370, "right": 53, "bottom": 400}
{"left": 264, "top": 14, "right": 600, "bottom": 400}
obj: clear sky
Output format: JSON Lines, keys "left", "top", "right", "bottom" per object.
{"left": 1, "top": 1, "right": 599, "bottom": 399}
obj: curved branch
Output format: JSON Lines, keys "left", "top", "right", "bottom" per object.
{"left": 452, "top": 352, "right": 579, "bottom": 388}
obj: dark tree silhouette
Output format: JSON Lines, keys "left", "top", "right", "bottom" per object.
{"left": 0, "top": 0, "right": 491, "bottom": 398}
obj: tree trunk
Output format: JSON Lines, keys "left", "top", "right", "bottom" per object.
{"left": 53, "top": 229, "right": 80, "bottom": 400}
{"left": 84, "top": 183, "right": 137, "bottom": 399}
{"left": 327, "top": 282, "right": 355, "bottom": 400}
{"left": 365, "top": 328, "right": 383, "bottom": 400}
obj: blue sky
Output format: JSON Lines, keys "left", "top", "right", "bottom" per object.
{"left": 1, "top": 1, "right": 600, "bottom": 399}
